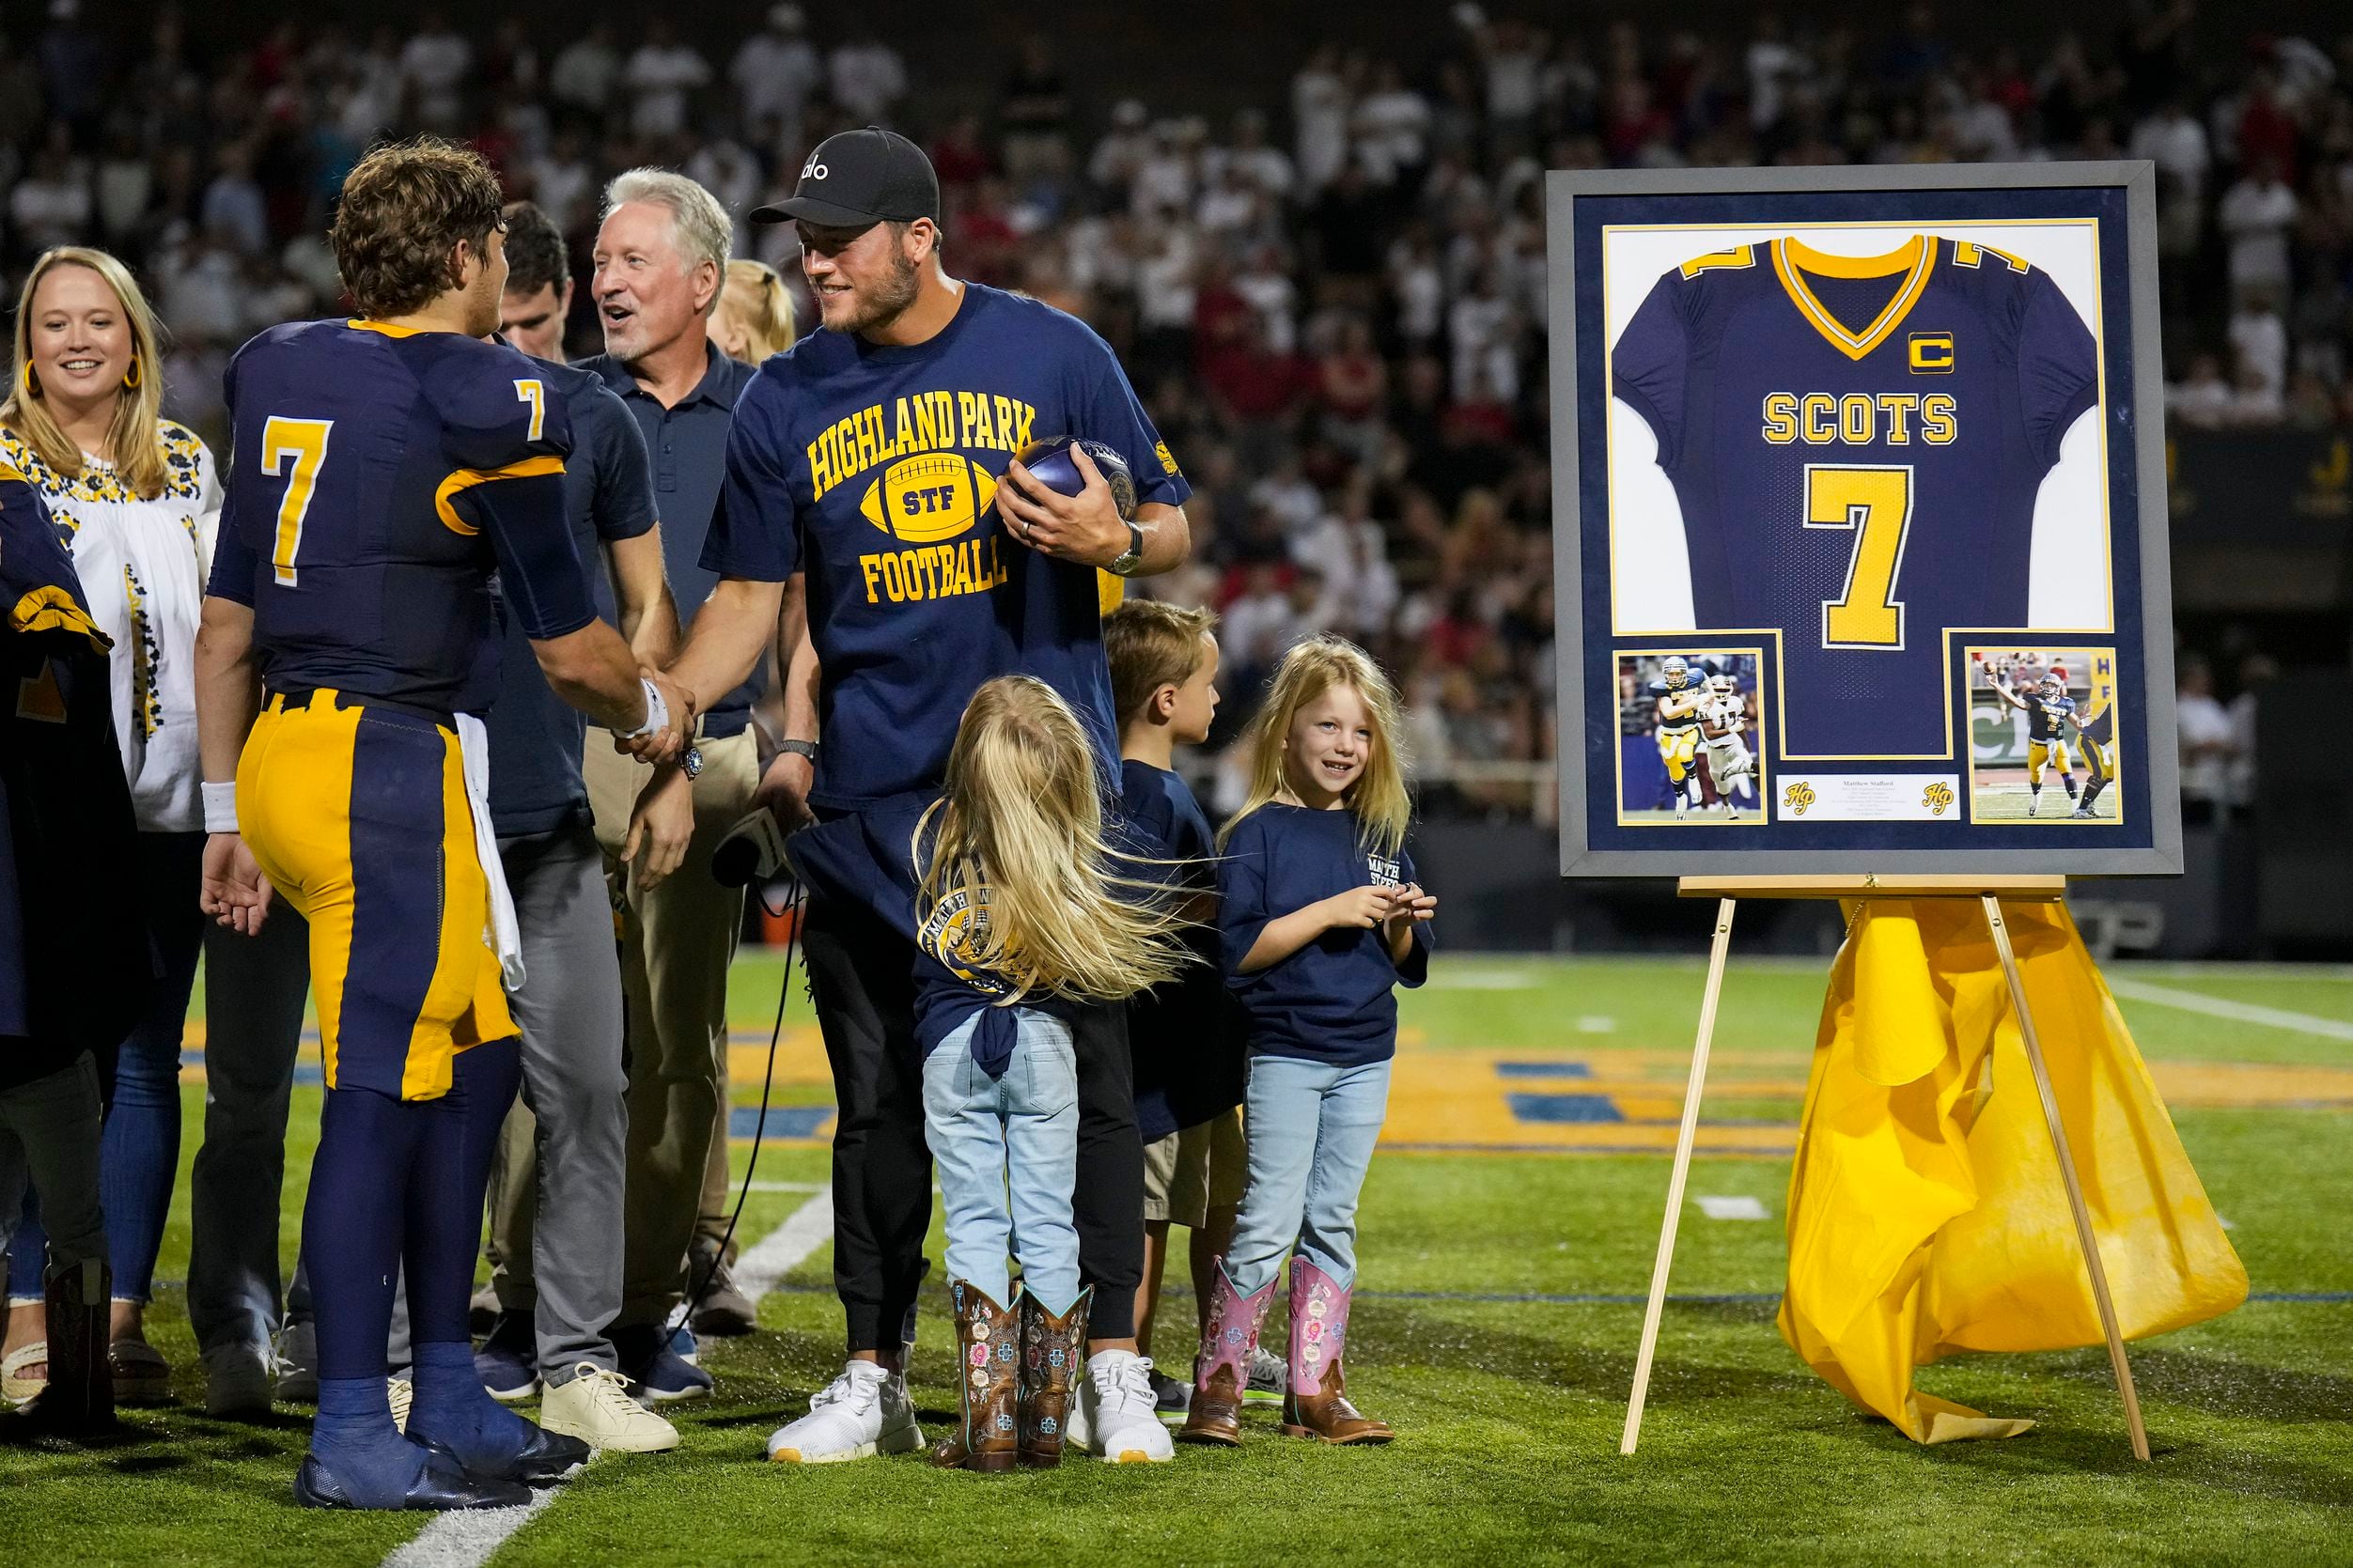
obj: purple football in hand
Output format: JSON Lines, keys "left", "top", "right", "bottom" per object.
{"left": 1012, "top": 436, "right": 1137, "bottom": 520}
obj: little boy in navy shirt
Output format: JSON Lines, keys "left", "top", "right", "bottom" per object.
{"left": 1101, "top": 600, "right": 1256, "bottom": 1413}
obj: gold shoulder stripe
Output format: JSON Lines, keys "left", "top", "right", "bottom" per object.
{"left": 434, "top": 456, "right": 567, "bottom": 536}
{"left": 1679, "top": 244, "right": 1756, "bottom": 279}
{"left": 10, "top": 584, "right": 110, "bottom": 652}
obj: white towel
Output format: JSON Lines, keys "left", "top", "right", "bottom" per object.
{"left": 454, "top": 712, "right": 525, "bottom": 993}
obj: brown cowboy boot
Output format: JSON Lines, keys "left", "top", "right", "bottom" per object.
{"left": 23, "top": 1256, "right": 114, "bottom": 1436}
{"left": 1281, "top": 1258, "right": 1392, "bottom": 1444}
{"left": 943, "top": 1280, "right": 1021, "bottom": 1472}
{"left": 1017, "top": 1286, "right": 1090, "bottom": 1468}
{"left": 1176, "top": 1261, "right": 1274, "bottom": 1447}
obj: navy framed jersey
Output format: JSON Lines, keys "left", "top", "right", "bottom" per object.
{"left": 1549, "top": 164, "right": 2180, "bottom": 877}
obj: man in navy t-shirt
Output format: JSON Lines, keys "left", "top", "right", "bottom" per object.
{"left": 658, "top": 129, "right": 1192, "bottom": 1467}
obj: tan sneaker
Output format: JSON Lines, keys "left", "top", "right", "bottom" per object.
{"left": 540, "top": 1363, "right": 682, "bottom": 1453}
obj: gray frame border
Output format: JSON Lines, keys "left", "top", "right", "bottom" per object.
{"left": 1549, "top": 161, "right": 2182, "bottom": 878}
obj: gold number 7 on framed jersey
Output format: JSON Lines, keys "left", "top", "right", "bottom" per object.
{"left": 261, "top": 416, "right": 333, "bottom": 586}
{"left": 1801, "top": 465, "right": 1912, "bottom": 649}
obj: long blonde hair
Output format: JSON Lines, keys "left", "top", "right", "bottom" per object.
{"left": 1221, "top": 634, "right": 1413, "bottom": 858}
{"left": 2, "top": 248, "right": 170, "bottom": 499}
{"left": 918, "top": 675, "right": 1189, "bottom": 1004}
{"left": 713, "top": 258, "right": 798, "bottom": 364}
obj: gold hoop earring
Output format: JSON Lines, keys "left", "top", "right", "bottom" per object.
{"left": 18, "top": 363, "right": 38, "bottom": 400}
{"left": 122, "top": 359, "right": 142, "bottom": 391}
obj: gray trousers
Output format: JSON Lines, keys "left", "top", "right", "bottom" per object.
{"left": 185, "top": 908, "right": 312, "bottom": 1354}
{"left": 0, "top": 1055, "right": 107, "bottom": 1280}
{"left": 482, "top": 823, "right": 630, "bottom": 1379}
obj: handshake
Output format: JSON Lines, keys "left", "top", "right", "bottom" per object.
{"left": 613, "top": 668, "right": 698, "bottom": 765}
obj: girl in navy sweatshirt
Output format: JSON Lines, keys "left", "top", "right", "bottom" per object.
{"left": 1178, "top": 635, "right": 1434, "bottom": 1448}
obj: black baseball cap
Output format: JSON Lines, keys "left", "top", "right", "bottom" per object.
{"left": 750, "top": 127, "right": 940, "bottom": 229}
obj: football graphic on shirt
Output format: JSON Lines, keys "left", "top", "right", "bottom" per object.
{"left": 859, "top": 452, "right": 999, "bottom": 543}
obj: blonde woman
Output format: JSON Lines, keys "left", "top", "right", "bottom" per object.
{"left": 0, "top": 247, "right": 219, "bottom": 1405}
{"left": 1179, "top": 634, "right": 1435, "bottom": 1450}
{"left": 778, "top": 676, "right": 1187, "bottom": 1472}
{"left": 706, "top": 258, "right": 798, "bottom": 365}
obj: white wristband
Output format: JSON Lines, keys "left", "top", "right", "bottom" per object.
{"left": 202, "top": 781, "right": 239, "bottom": 834}
{"left": 617, "top": 676, "right": 669, "bottom": 741}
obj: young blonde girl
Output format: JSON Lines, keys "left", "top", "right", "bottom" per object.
{"left": 707, "top": 259, "right": 798, "bottom": 365}
{"left": 779, "top": 675, "right": 1187, "bottom": 1471}
{"left": 1178, "top": 635, "right": 1434, "bottom": 1448}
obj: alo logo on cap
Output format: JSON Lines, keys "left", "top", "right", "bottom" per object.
{"left": 800, "top": 157, "right": 828, "bottom": 181}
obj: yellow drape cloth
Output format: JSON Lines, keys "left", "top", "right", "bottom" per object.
{"left": 1776, "top": 898, "right": 2247, "bottom": 1443}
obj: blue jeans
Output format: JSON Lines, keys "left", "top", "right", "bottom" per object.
{"left": 920, "top": 1010, "right": 1081, "bottom": 1315}
{"left": 1223, "top": 1054, "right": 1393, "bottom": 1298}
{"left": 6, "top": 832, "right": 205, "bottom": 1305}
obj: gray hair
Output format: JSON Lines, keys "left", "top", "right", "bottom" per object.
{"left": 600, "top": 168, "right": 734, "bottom": 278}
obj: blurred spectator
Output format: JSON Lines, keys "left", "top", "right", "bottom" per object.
{"left": 623, "top": 21, "right": 711, "bottom": 141}
{"left": 828, "top": 31, "right": 906, "bottom": 122}
{"left": 733, "top": 7, "right": 821, "bottom": 157}
{"left": 551, "top": 23, "right": 622, "bottom": 119}
{"left": 999, "top": 37, "right": 1073, "bottom": 183}
{"left": 2176, "top": 656, "right": 2237, "bottom": 819}
{"left": 400, "top": 10, "right": 474, "bottom": 132}
{"left": 2219, "top": 152, "right": 2298, "bottom": 303}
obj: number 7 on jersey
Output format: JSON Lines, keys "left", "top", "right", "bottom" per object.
{"left": 1803, "top": 464, "right": 1913, "bottom": 650}
{"left": 262, "top": 416, "right": 333, "bottom": 586}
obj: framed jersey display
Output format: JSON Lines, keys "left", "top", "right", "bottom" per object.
{"left": 1548, "top": 163, "right": 2180, "bottom": 877}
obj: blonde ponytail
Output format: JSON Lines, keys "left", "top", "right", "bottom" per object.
{"left": 918, "top": 675, "right": 1191, "bottom": 1003}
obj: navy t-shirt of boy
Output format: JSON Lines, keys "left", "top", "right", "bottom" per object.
{"left": 1119, "top": 759, "right": 1243, "bottom": 1139}
{"left": 701, "top": 282, "right": 1191, "bottom": 815}
{"left": 1217, "top": 804, "right": 1431, "bottom": 1067}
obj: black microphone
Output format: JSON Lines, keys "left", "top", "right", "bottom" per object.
{"left": 711, "top": 808, "right": 791, "bottom": 889}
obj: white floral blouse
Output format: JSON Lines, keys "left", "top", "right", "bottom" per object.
{"left": 1, "top": 421, "right": 221, "bottom": 832}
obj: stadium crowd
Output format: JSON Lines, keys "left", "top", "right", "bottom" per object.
{"left": 1, "top": 3, "right": 2348, "bottom": 821}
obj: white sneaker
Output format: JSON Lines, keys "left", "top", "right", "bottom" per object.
{"left": 202, "top": 1341, "right": 275, "bottom": 1417}
{"left": 541, "top": 1363, "right": 682, "bottom": 1452}
{"left": 1071, "top": 1350, "right": 1176, "bottom": 1464}
{"left": 388, "top": 1376, "right": 413, "bottom": 1434}
{"left": 765, "top": 1360, "right": 922, "bottom": 1464}
{"left": 275, "top": 1322, "right": 319, "bottom": 1403}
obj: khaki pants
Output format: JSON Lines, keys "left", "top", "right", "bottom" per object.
{"left": 581, "top": 729, "right": 758, "bottom": 1326}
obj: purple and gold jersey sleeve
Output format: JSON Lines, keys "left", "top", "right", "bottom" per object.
{"left": 2014, "top": 269, "right": 2099, "bottom": 469}
{"left": 1611, "top": 272, "right": 1693, "bottom": 465}
{"left": 428, "top": 341, "right": 593, "bottom": 641}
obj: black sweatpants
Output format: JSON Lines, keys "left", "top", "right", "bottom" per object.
{"left": 801, "top": 887, "right": 1144, "bottom": 1351}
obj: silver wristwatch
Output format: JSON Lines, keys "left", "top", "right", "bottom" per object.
{"left": 1106, "top": 519, "right": 1145, "bottom": 576}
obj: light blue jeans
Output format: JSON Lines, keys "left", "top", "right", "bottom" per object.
{"left": 1223, "top": 1054, "right": 1394, "bottom": 1298}
{"left": 920, "top": 1009, "right": 1081, "bottom": 1316}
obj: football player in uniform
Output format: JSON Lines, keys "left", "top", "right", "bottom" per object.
{"left": 1990, "top": 668, "right": 2080, "bottom": 816}
{"left": 1648, "top": 655, "right": 1705, "bottom": 819}
{"left": 1699, "top": 667, "right": 1756, "bottom": 818}
{"left": 2072, "top": 700, "right": 2116, "bottom": 819}
{"left": 193, "top": 140, "right": 691, "bottom": 1511}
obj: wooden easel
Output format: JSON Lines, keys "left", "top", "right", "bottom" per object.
{"left": 1616, "top": 874, "right": 2152, "bottom": 1462}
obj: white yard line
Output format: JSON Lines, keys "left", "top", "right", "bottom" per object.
{"left": 381, "top": 1485, "right": 570, "bottom": 1568}
{"left": 2106, "top": 977, "right": 2353, "bottom": 1042}
{"left": 381, "top": 1187, "right": 835, "bottom": 1568}
{"left": 733, "top": 1184, "right": 837, "bottom": 1298}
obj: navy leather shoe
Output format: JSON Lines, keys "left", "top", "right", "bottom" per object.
{"left": 415, "top": 1424, "right": 590, "bottom": 1487}
{"left": 293, "top": 1448, "right": 531, "bottom": 1511}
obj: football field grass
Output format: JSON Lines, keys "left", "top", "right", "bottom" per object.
{"left": 1, "top": 951, "right": 2348, "bottom": 1565}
